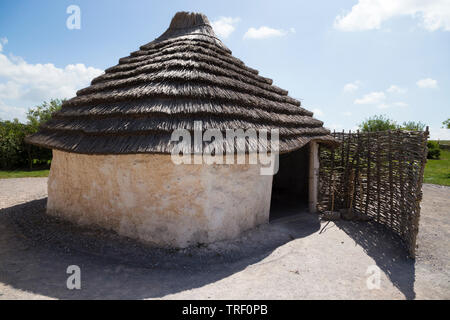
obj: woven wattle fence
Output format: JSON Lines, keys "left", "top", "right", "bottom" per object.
{"left": 318, "top": 129, "right": 429, "bottom": 257}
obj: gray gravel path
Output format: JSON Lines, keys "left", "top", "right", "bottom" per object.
{"left": 0, "top": 178, "right": 47, "bottom": 209}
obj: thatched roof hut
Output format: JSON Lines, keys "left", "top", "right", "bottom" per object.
{"left": 26, "top": 12, "right": 335, "bottom": 248}
{"left": 27, "top": 12, "right": 334, "bottom": 154}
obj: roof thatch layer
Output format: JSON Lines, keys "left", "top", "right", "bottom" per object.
{"left": 26, "top": 11, "right": 337, "bottom": 154}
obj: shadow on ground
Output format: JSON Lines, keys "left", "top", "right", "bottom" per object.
{"left": 0, "top": 199, "right": 320, "bottom": 299}
{"left": 334, "top": 220, "right": 416, "bottom": 300}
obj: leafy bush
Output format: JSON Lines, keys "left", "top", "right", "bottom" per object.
{"left": 401, "top": 121, "right": 426, "bottom": 131}
{"left": 0, "top": 119, "right": 30, "bottom": 169}
{"left": 443, "top": 118, "right": 450, "bottom": 129}
{"left": 0, "top": 99, "right": 63, "bottom": 170}
{"left": 359, "top": 115, "right": 398, "bottom": 132}
{"left": 360, "top": 115, "right": 428, "bottom": 133}
{"left": 427, "top": 141, "right": 441, "bottom": 160}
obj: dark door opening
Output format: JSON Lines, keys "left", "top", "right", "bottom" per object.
{"left": 270, "top": 145, "right": 309, "bottom": 221}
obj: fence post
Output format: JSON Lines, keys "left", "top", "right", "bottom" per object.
{"left": 399, "top": 133, "right": 406, "bottom": 236}
{"left": 340, "top": 129, "right": 345, "bottom": 168}
{"left": 340, "top": 130, "right": 346, "bottom": 207}
{"left": 376, "top": 131, "right": 381, "bottom": 222}
{"left": 309, "top": 141, "right": 319, "bottom": 213}
{"left": 344, "top": 130, "right": 351, "bottom": 207}
{"left": 365, "top": 132, "right": 371, "bottom": 216}
{"left": 353, "top": 130, "right": 361, "bottom": 211}
{"left": 388, "top": 130, "right": 394, "bottom": 228}
{"left": 328, "top": 130, "right": 336, "bottom": 210}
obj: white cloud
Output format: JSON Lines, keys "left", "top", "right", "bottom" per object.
{"left": 328, "top": 123, "right": 344, "bottom": 131}
{"left": 342, "top": 111, "right": 353, "bottom": 116}
{"left": 0, "top": 101, "right": 24, "bottom": 120}
{"left": 211, "top": 17, "right": 240, "bottom": 39}
{"left": 0, "top": 37, "right": 8, "bottom": 52}
{"left": 377, "top": 103, "right": 390, "bottom": 109}
{"left": 377, "top": 101, "right": 408, "bottom": 109}
{"left": 343, "top": 81, "right": 360, "bottom": 93}
{"left": 0, "top": 81, "right": 21, "bottom": 100}
{"left": 351, "top": 85, "right": 409, "bottom": 110}
{"left": 387, "top": 84, "right": 407, "bottom": 93}
{"left": 243, "top": 26, "right": 291, "bottom": 39}
{"left": 416, "top": 78, "right": 438, "bottom": 88}
{"left": 393, "top": 101, "right": 408, "bottom": 107}
{"left": 334, "top": 0, "right": 450, "bottom": 32}
{"left": 354, "top": 91, "right": 386, "bottom": 104}
{"left": 312, "top": 108, "right": 324, "bottom": 117}
{"left": 0, "top": 49, "right": 103, "bottom": 121}
{"left": 430, "top": 127, "right": 450, "bottom": 140}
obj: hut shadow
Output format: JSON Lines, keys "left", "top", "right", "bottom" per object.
{"left": 0, "top": 199, "right": 320, "bottom": 300}
{"left": 334, "top": 220, "right": 416, "bottom": 300}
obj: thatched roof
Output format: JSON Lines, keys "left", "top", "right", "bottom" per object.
{"left": 26, "top": 11, "right": 336, "bottom": 154}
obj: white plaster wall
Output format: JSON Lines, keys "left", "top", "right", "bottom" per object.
{"left": 47, "top": 150, "right": 273, "bottom": 248}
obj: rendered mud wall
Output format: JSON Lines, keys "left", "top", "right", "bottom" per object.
{"left": 47, "top": 150, "right": 273, "bottom": 248}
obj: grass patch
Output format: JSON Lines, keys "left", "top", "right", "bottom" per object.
{"left": 0, "top": 169, "right": 50, "bottom": 179}
{"left": 424, "top": 147, "right": 450, "bottom": 186}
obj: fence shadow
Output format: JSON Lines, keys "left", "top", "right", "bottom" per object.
{"left": 0, "top": 199, "right": 320, "bottom": 299}
{"left": 334, "top": 220, "right": 416, "bottom": 300}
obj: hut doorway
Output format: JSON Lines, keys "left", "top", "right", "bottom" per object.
{"left": 269, "top": 145, "right": 309, "bottom": 221}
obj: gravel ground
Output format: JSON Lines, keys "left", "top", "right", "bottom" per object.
{"left": 0, "top": 178, "right": 448, "bottom": 300}
{"left": 0, "top": 178, "right": 47, "bottom": 209}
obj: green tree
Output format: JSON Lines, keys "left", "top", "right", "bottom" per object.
{"left": 358, "top": 115, "right": 398, "bottom": 132}
{"left": 401, "top": 121, "right": 426, "bottom": 131}
{"left": 0, "top": 119, "right": 30, "bottom": 169}
{"left": 0, "top": 99, "right": 64, "bottom": 170}
{"left": 443, "top": 118, "right": 450, "bottom": 129}
{"left": 26, "top": 98, "right": 63, "bottom": 132}
{"left": 25, "top": 99, "right": 64, "bottom": 169}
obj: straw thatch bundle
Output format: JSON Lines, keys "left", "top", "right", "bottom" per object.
{"left": 26, "top": 12, "right": 336, "bottom": 154}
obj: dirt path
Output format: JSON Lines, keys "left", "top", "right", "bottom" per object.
{"left": 0, "top": 178, "right": 448, "bottom": 299}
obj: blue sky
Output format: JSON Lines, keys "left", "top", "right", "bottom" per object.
{"left": 0, "top": 0, "right": 449, "bottom": 139}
